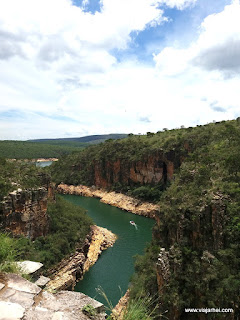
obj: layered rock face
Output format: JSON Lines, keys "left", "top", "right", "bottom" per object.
{"left": 156, "top": 192, "right": 228, "bottom": 253}
{"left": 57, "top": 184, "right": 159, "bottom": 218}
{"left": 0, "top": 184, "right": 54, "bottom": 239}
{"left": 0, "top": 273, "right": 106, "bottom": 320}
{"left": 46, "top": 225, "right": 117, "bottom": 292}
{"left": 71, "top": 150, "right": 180, "bottom": 189}
{"left": 92, "top": 150, "right": 178, "bottom": 188}
{"left": 154, "top": 193, "right": 236, "bottom": 320}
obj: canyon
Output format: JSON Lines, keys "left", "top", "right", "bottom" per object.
{"left": 57, "top": 183, "right": 159, "bottom": 219}
{"left": 0, "top": 184, "right": 54, "bottom": 240}
{"left": 46, "top": 225, "right": 117, "bottom": 292}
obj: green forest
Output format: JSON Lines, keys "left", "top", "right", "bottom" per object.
{"left": 0, "top": 196, "right": 92, "bottom": 272}
{"left": 0, "top": 159, "right": 92, "bottom": 272}
{"left": 0, "top": 158, "right": 49, "bottom": 200}
{"left": 0, "top": 140, "right": 85, "bottom": 159}
{"left": 50, "top": 118, "right": 240, "bottom": 319}
{"left": 0, "top": 119, "right": 240, "bottom": 319}
{"left": 0, "top": 134, "right": 127, "bottom": 159}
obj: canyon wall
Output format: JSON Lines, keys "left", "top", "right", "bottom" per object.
{"left": 57, "top": 184, "right": 159, "bottom": 218}
{"left": 71, "top": 150, "right": 180, "bottom": 189}
{"left": 46, "top": 225, "right": 117, "bottom": 292}
{"left": 93, "top": 150, "right": 178, "bottom": 188}
{"left": 0, "top": 183, "right": 54, "bottom": 239}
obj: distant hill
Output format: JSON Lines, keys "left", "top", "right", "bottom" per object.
{"left": 0, "top": 141, "right": 82, "bottom": 159}
{"left": 29, "top": 134, "right": 128, "bottom": 145}
{"left": 0, "top": 134, "right": 128, "bottom": 159}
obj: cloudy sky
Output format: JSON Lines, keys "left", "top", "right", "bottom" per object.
{"left": 0, "top": 0, "right": 240, "bottom": 139}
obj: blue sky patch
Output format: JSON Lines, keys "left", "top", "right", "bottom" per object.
{"left": 72, "top": 0, "right": 101, "bottom": 14}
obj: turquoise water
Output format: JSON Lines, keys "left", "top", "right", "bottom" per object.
{"left": 36, "top": 161, "right": 53, "bottom": 167}
{"left": 62, "top": 194, "right": 155, "bottom": 308}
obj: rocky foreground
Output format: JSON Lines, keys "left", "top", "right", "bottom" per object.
{"left": 57, "top": 184, "right": 159, "bottom": 219}
{"left": 46, "top": 225, "right": 117, "bottom": 292}
{"left": 0, "top": 273, "right": 106, "bottom": 320}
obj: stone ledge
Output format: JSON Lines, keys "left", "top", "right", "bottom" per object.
{"left": 0, "top": 273, "right": 106, "bottom": 320}
{"left": 57, "top": 183, "right": 159, "bottom": 218}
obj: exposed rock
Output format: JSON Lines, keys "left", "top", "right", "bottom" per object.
{"left": 0, "top": 301, "right": 25, "bottom": 320}
{"left": 76, "top": 150, "right": 180, "bottom": 188}
{"left": 83, "top": 225, "right": 117, "bottom": 273}
{"left": 46, "top": 225, "right": 117, "bottom": 292}
{"left": 0, "top": 288, "right": 35, "bottom": 308}
{"left": 6, "top": 273, "right": 41, "bottom": 295}
{"left": 36, "top": 158, "right": 58, "bottom": 162}
{"left": 0, "top": 273, "right": 106, "bottom": 320}
{"left": 111, "top": 290, "right": 130, "bottom": 320}
{"left": 57, "top": 184, "right": 159, "bottom": 219}
{"left": 36, "top": 291, "right": 105, "bottom": 313}
{"left": 45, "top": 251, "right": 86, "bottom": 292}
{"left": 34, "top": 276, "right": 50, "bottom": 287}
{"left": 16, "top": 261, "right": 43, "bottom": 275}
{"left": 156, "top": 248, "right": 170, "bottom": 293}
{"left": 0, "top": 188, "right": 50, "bottom": 239}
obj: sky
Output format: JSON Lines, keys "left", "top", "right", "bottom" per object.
{"left": 0, "top": 0, "right": 240, "bottom": 140}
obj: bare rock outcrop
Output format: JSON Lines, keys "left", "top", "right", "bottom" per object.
{"left": 46, "top": 225, "right": 117, "bottom": 292}
{"left": 111, "top": 290, "right": 130, "bottom": 320}
{"left": 0, "top": 273, "right": 106, "bottom": 320}
{"left": 0, "top": 188, "right": 50, "bottom": 239}
{"left": 57, "top": 184, "right": 159, "bottom": 219}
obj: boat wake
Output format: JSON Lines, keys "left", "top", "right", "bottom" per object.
{"left": 130, "top": 220, "right": 138, "bottom": 230}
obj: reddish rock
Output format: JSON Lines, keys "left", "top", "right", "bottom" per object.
{"left": 0, "top": 184, "right": 55, "bottom": 240}
{"left": 88, "top": 151, "right": 180, "bottom": 188}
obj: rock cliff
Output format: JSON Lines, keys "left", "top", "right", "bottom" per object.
{"left": 46, "top": 225, "right": 117, "bottom": 292}
{"left": 77, "top": 150, "right": 179, "bottom": 188}
{"left": 57, "top": 184, "right": 159, "bottom": 218}
{"left": 0, "top": 183, "right": 55, "bottom": 239}
{"left": 111, "top": 290, "right": 130, "bottom": 320}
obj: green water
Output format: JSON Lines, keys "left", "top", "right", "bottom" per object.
{"left": 62, "top": 194, "right": 155, "bottom": 308}
{"left": 36, "top": 161, "right": 53, "bottom": 167}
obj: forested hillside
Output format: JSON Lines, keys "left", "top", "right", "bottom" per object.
{"left": 0, "top": 159, "right": 92, "bottom": 273}
{"left": 0, "top": 141, "right": 84, "bottom": 159}
{"left": 51, "top": 118, "right": 240, "bottom": 319}
{"left": 0, "top": 158, "right": 50, "bottom": 200}
{"left": 0, "top": 134, "right": 128, "bottom": 159}
{"left": 30, "top": 133, "right": 127, "bottom": 145}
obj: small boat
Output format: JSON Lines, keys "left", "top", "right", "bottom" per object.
{"left": 130, "top": 221, "right": 136, "bottom": 225}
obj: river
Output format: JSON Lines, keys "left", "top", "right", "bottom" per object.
{"left": 36, "top": 161, "right": 53, "bottom": 167}
{"left": 62, "top": 194, "right": 155, "bottom": 308}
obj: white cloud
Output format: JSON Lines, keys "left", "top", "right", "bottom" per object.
{"left": 0, "top": 0, "right": 239, "bottom": 139}
{"left": 154, "top": 1, "right": 240, "bottom": 74}
{"left": 158, "top": 0, "right": 197, "bottom": 10}
{"left": 153, "top": 0, "right": 240, "bottom": 123}
{"left": 192, "top": 0, "right": 240, "bottom": 75}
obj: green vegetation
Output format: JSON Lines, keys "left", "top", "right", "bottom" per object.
{"left": 96, "top": 286, "right": 155, "bottom": 320}
{"left": 50, "top": 118, "right": 240, "bottom": 318}
{"left": 0, "top": 158, "right": 50, "bottom": 200}
{"left": 82, "top": 304, "right": 97, "bottom": 318}
{"left": 0, "top": 134, "right": 127, "bottom": 159}
{"left": 122, "top": 295, "right": 156, "bottom": 320}
{"left": 0, "top": 140, "right": 85, "bottom": 159}
{"left": 0, "top": 233, "right": 19, "bottom": 273}
{"left": 30, "top": 134, "right": 128, "bottom": 145}
{"left": 128, "top": 183, "right": 167, "bottom": 203}
{"left": 0, "top": 157, "right": 92, "bottom": 273}
{"left": 130, "top": 119, "right": 240, "bottom": 319}
{"left": 0, "top": 196, "right": 92, "bottom": 270}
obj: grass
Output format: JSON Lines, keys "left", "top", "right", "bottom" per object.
{"left": 122, "top": 294, "right": 159, "bottom": 320}
{"left": 96, "top": 286, "right": 156, "bottom": 320}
